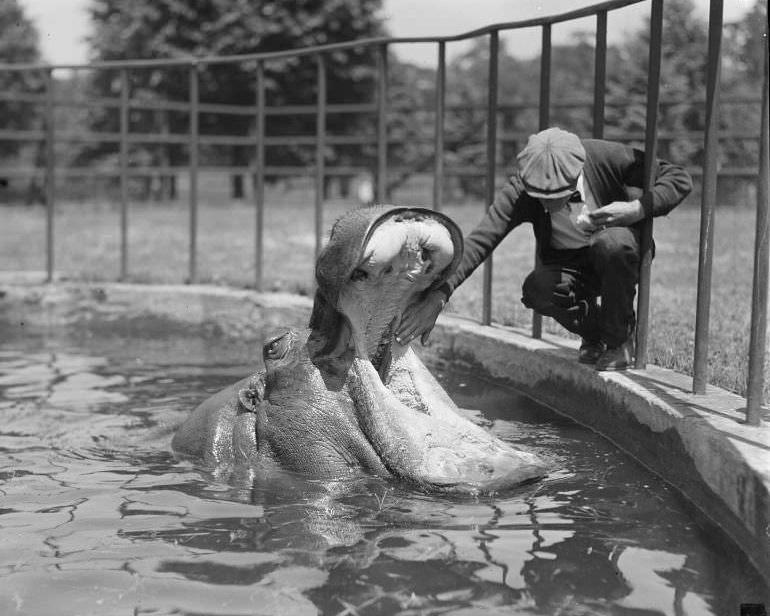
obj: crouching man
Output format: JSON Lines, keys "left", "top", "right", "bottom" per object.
{"left": 397, "top": 127, "right": 692, "bottom": 371}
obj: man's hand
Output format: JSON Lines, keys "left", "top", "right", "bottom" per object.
{"left": 589, "top": 199, "right": 645, "bottom": 228}
{"left": 395, "top": 289, "right": 447, "bottom": 346}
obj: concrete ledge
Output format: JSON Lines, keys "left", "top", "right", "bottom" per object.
{"left": 1, "top": 281, "right": 768, "bottom": 579}
{"left": 0, "top": 281, "right": 313, "bottom": 339}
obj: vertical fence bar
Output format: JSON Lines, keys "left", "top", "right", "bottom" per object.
{"left": 433, "top": 41, "right": 446, "bottom": 212}
{"left": 482, "top": 30, "right": 499, "bottom": 326}
{"left": 188, "top": 63, "right": 199, "bottom": 284}
{"left": 693, "top": 0, "right": 723, "bottom": 393}
{"left": 593, "top": 10, "right": 608, "bottom": 139}
{"left": 119, "top": 68, "right": 129, "bottom": 281}
{"left": 746, "top": 40, "right": 769, "bottom": 425}
{"left": 314, "top": 54, "right": 326, "bottom": 260}
{"left": 634, "top": 0, "right": 663, "bottom": 368}
{"left": 377, "top": 44, "right": 388, "bottom": 203}
{"left": 532, "top": 23, "right": 552, "bottom": 339}
{"left": 538, "top": 24, "right": 552, "bottom": 129}
{"left": 254, "top": 60, "right": 265, "bottom": 292}
{"left": 44, "top": 68, "right": 55, "bottom": 282}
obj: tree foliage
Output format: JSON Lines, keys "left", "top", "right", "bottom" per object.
{"left": 435, "top": 34, "right": 615, "bottom": 198}
{"left": 725, "top": 0, "right": 768, "bottom": 83}
{"left": 722, "top": 0, "right": 767, "bottom": 171}
{"left": 81, "top": 0, "right": 386, "bottom": 195}
{"left": 0, "top": 0, "right": 43, "bottom": 160}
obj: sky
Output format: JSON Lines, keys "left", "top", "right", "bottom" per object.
{"left": 17, "top": 0, "right": 755, "bottom": 68}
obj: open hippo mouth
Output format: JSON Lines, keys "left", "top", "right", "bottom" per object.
{"left": 173, "top": 203, "right": 548, "bottom": 492}
{"left": 312, "top": 206, "right": 463, "bottom": 378}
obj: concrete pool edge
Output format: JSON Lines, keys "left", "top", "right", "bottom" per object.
{"left": 1, "top": 280, "right": 768, "bottom": 579}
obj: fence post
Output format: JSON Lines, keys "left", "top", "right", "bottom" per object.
{"left": 693, "top": 0, "right": 723, "bottom": 393}
{"left": 634, "top": 0, "right": 663, "bottom": 369}
{"left": 532, "top": 23, "right": 552, "bottom": 339}
{"left": 746, "top": 36, "right": 769, "bottom": 425}
{"left": 188, "top": 62, "right": 199, "bottom": 285}
{"left": 482, "top": 30, "right": 499, "bottom": 326}
{"left": 255, "top": 60, "right": 265, "bottom": 292}
{"left": 119, "top": 68, "right": 129, "bottom": 281}
{"left": 377, "top": 44, "right": 388, "bottom": 203}
{"left": 44, "top": 67, "right": 55, "bottom": 282}
{"left": 433, "top": 41, "right": 446, "bottom": 212}
{"left": 593, "top": 10, "right": 608, "bottom": 139}
{"left": 315, "top": 54, "right": 326, "bottom": 260}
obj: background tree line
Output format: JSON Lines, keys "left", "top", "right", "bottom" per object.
{"left": 0, "top": 0, "right": 766, "bottom": 204}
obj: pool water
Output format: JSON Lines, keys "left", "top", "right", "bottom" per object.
{"left": 1, "top": 327, "right": 768, "bottom": 616}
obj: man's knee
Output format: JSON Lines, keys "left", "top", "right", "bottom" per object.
{"left": 521, "top": 269, "right": 553, "bottom": 312}
{"left": 589, "top": 227, "right": 640, "bottom": 268}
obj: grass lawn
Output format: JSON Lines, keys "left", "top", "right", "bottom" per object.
{"left": 1, "top": 177, "right": 767, "bottom": 404}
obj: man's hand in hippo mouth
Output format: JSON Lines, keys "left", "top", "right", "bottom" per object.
{"left": 395, "top": 288, "right": 447, "bottom": 346}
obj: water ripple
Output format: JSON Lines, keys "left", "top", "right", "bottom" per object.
{"left": 0, "top": 333, "right": 767, "bottom": 615}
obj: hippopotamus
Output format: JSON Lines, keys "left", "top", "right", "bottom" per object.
{"left": 172, "top": 205, "right": 548, "bottom": 494}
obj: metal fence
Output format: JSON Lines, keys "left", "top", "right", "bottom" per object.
{"left": 0, "top": 0, "right": 768, "bottom": 424}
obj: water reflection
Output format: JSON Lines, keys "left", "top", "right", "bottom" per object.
{"left": 0, "top": 336, "right": 767, "bottom": 615}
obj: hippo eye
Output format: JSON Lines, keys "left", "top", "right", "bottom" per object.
{"left": 351, "top": 268, "right": 368, "bottom": 282}
{"left": 264, "top": 338, "right": 282, "bottom": 358}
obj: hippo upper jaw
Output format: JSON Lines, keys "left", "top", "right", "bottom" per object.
{"left": 313, "top": 206, "right": 463, "bottom": 378}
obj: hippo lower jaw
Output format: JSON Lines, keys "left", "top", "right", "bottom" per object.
{"left": 349, "top": 356, "right": 548, "bottom": 493}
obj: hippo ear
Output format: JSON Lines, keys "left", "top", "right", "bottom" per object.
{"left": 237, "top": 387, "right": 261, "bottom": 413}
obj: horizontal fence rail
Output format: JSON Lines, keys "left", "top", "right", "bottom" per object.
{"left": 0, "top": 0, "right": 648, "bottom": 73}
{"left": 0, "top": 125, "right": 764, "bottom": 143}
{"left": 0, "top": 164, "right": 762, "bottom": 182}
{"left": 0, "top": 0, "right": 767, "bottom": 419}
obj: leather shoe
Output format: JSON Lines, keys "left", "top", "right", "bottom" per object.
{"left": 595, "top": 338, "right": 635, "bottom": 371}
{"left": 578, "top": 339, "right": 605, "bottom": 364}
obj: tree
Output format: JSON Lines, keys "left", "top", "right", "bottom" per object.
{"left": 606, "top": 0, "right": 765, "bottom": 182}
{"left": 722, "top": 0, "right": 767, "bottom": 173}
{"left": 0, "top": 0, "right": 43, "bottom": 161}
{"left": 384, "top": 57, "right": 441, "bottom": 197}
{"left": 81, "top": 0, "right": 386, "bottom": 200}
{"left": 724, "top": 0, "right": 767, "bottom": 83}
{"left": 605, "top": 0, "right": 710, "bottom": 165}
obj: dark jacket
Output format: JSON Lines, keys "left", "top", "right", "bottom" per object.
{"left": 439, "top": 138, "right": 693, "bottom": 298}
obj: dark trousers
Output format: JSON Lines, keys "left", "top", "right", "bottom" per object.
{"left": 521, "top": 227, "right": 640, "bottom": 347}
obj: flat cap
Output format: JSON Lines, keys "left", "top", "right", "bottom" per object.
{"left": 516, "top": 127, "right": 586, "bottom": 199}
